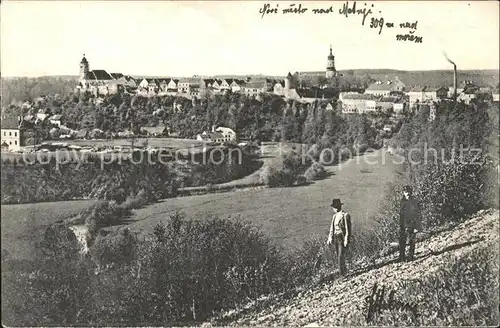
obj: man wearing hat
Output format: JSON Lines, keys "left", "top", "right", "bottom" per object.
{"left": 326, "top": 198, "right": 352, "bottom": 275}
{"left": 399, "top": 185, "right": 422, "bottom": 262}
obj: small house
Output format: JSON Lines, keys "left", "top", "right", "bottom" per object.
{"left": 49, "top": 114, "right": 62, "bottom": 127}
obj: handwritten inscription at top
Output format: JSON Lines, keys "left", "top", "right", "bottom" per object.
{"left": 338, "top": 1, "right": 373, "bottom": 26}
{"left": 257, "top": 1, "right": 424, "bottom": 43}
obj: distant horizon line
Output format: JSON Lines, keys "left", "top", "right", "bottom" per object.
{"left": 2, "top": 68, "right": 499, "bottom": 79}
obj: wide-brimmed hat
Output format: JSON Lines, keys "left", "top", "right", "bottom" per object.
{"left": 330, "top": 198, "right": 343, "bottom": 208}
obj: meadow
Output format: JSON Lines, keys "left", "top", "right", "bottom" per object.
{"left": 1, "top": 200, "right": 97, "bottom": 260}
{"left": 121, "top": 149, "right": 399, "bottom": 250}
{"left": 0, "top": 146, "right": 397, "bottom": 263}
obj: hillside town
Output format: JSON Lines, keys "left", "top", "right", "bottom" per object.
{"left": 1, "top": 46, "right": 499, "bottom": 154}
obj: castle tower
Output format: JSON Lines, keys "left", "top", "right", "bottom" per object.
{"left": 326, "top": 45, "right": 336, "bottom": 78}
{"left": 79, "top": 54, "right": 89, "bottom": 81}
{"left": 285, "top": 72, "right": 293, "bottom": 90}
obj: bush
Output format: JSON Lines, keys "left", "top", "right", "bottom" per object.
{"left": 134, "top": 213, "right": 289, "bottom": 323}
{"left": 287, "top": 237, "right": 327, "bottom": 285}
{"left": 260, "top": 151, "right": 306, "bottom": 188}
{"left": 296, "top": 175, "right": 307, "bottom": 186}
{"left": 304, "top": 162, "right": 327, "bottom": 182}
{"left": 83, "top": 201, "right": 130, "bottom": 233}
{"left": 260, "top": 164, "right": 295, "bottom": 187}
{"left": 365, "top": 244, "right": 499, "bottom": 326}
{"left": 90, "top": 228, "right": 138, "bottom": 268}
{"left": 120, "top": 189, "right": 151, "bottom": 210}
{"left": 413, "top": 155, "right": 490, "bottom": 227}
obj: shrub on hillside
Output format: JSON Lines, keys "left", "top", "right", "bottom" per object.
{"left": 287, "top": 237, "right": 326, "bottom": 285}
{"left": 131, "top": 213, "right": 288, "bottom": 323}
{"left": 259, "top": 164, "right": 295, "bottom": 187}
{"left": 413, "top": 155, "right": 491, "bottom": 227}
{"left": 90, "top": 228, "right": 138, "bottom": 268}
{"left": 120, "top": 189, "right": 151, "bottom": 210}
{"left": 82, "top": 201, "right": 130, "bottom": 233}
{"left": 3, "top": 220, "right": 92, "bottom": 327}
{"left": 304, "top": 162, "right": 327, "bottom": 182}
{"left": 260, "top": 151, "right": 307, "bottom": 187}
{"left": 364, "top": 244, "right": 499, "bottom": 326}
{"left": 39, "top": 224, "right": 81, "bottom": 260}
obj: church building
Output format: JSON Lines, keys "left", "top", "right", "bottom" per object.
{"left": 75, "top": 55, "right": 133, "bottom": 96}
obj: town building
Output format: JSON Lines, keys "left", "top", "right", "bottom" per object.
{"left": 196, "top": 131, "right": 225, "bottom": 143}
{"left": 243, "top": 81, "right": 267, "bottom": 97}
{"left": 49, "top": 114, "right": 62, "bottom": 127}
{"left": 215, "top": 126, "right": 237, "bottom": 142}
{"left": 492, "top": 86, "right": 500, "bottom": 102}
{"left": 340, "top": 93, "right": 376, "bottom": 114}
{"left": 165, "top": 78, "right": 179, "bottom": 92}
{"left": 365, "top": 78, "right": 406, "bottom": 97}
{"left": 363, "top": 97, "right": 401, "bottom": 113}
{"left": 230, "top": 79, "right": 246, "bottom": 92}
{"left": 1, "top": 116, "right": 23, "bottom": 152}
{"left": 393, "top": 102, "right": 405, "bottom": 114}
{"left": 196, "top": 125, "right": 236, "bottom": 143}
{"left": 458, "top": 89, "right": 477, "bottom": 104}
{"left": 423, "top": 86, "right": 448, "bottom": 102}
{"left": 139, "top": 78, "right": 161, "bottom": 95}
{"left": 178, "top": 78, "right": 200, "bottom": 93}
{"left": 408, "top": 86, "right": 447, "bottom": 105}
{"left": 76, "top": 55, "right": 136, "bottom": 96}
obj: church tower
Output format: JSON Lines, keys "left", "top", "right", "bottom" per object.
{"left": 326, "top": 45, "right": 336, "bottom": 78}
{"left": 79, "top": 54, "right": 89, "bottom": 81}
{"left": 285, "top": 72, "right": 294, "bottom": 90}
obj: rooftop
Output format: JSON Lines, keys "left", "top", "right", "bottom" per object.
{"left": 342, "top": 94, "right": 376, "bottom": 100}
{"left": 87, "top": 70, "right": 113, "bottom": 80}
{"left": 0, "top": 116, "right": 20, "bottom": 129}
{"left": 245, "top": 81, "right": 267, "bottom": 89}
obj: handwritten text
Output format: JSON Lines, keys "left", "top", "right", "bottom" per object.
{"left": 364, "top": 283, "right": 418, "bottom": 324}
{"left": 257, "top": 2, "right": 425, "bottom": 43}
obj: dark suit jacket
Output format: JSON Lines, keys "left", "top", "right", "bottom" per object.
{"left": 399, "top": 197, "right": 422, "bottom": 230}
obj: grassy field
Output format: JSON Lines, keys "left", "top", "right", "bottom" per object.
{"left": 124, "top": 149, "right": 400, "bottom": 251}
{"left": 1, "top": 200, "right": 96, "bottom": 260}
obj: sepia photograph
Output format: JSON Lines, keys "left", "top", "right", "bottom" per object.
{"left": 1, "top": 0, "right": 499, "bottom": 326}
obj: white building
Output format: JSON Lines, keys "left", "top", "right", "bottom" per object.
{"left": 340, "top": 93, "right": 376, "bottom": 114}
{"left": 493, "top": 88, "right": 500, "bottom": 102}
{"left": 196, "top": 131, "right": 225, "bottom": 143}
{"left": 215, "top": 126, "right": 237, "bottom": 142}
{"left": 1, "top": 116, "right": 23, "bottom": 152}
{"left": 49, "top": 114, "right": 62, "bottom": 127}
{"left": 365, "top": 78, "right": 406, "bottom": 97}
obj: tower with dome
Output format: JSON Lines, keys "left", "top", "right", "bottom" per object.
{"left": 326, "top": 45, "right": 337, "bottom": 78}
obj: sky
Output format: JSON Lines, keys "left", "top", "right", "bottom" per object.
{"left": 1, "top": 0, "right": 499, "bottom": 77}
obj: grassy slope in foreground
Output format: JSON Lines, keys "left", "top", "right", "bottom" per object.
{"left": 1, "top": 200, "right": 97, "bottom": 260}
{"left": 216, "top": 209, "right": 500, "bottom": 326}
{"left": 123, "top": 149, "right": 399, "bottom": 250}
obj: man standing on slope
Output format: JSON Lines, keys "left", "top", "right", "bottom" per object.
{"left": 399, "top": 185, "right": 423, "bottom": 262}
{"left": 327, "top": 198, "right": 352, "bottom": 275}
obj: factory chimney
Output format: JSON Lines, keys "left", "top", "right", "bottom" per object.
{"left": 443, "top": 52, "right": 457, "bottom": 101}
